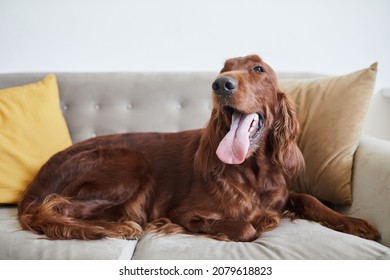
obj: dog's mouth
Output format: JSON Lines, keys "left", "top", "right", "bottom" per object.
{"left": 223, "top": 106, "right": 264, "bottom": 141}
{"left": 216, "top": 106, "right": 264, "bottom": 164}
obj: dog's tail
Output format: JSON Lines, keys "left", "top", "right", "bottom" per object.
{"left": 18, "top": 194, "right": 142, "bottom": 240}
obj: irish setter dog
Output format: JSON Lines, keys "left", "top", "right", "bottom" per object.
{"left": 18, "top": 55, "right": 379, "bottom": 242}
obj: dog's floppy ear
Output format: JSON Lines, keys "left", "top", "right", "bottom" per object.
{"left": 269, "top": 91, "right": 304, "bottom": 178}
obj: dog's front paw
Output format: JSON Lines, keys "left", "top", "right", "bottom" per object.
{"left": 335, "top": 217, "right": 380, "bottom": 241}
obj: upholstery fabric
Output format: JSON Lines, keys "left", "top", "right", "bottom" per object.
{"left": 0, "top": 207, "right": 136, "bottom": 260}
{"left": 0, "top": 75, "right": 72, "bottom": 203}
{"left": 57, "top": 73, "right": 215, "bottom": 143}
{"left": 132, "top": 219, "right": 390, "bottom": 260}
{"left": 279, "top": 64, "right": 377, "bottom": 205}
{"left": 0, "top": 72, "right": 215, "bottom": 143}
{"left": 1, "top": 206, "right": 389, "bottom": 260}
{"left": 337, "top": 135, "right": 390, "bottom": 247}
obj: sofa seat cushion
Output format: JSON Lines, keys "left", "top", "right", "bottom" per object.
{"left": 0, "top": 207, "right": 137, "bottom": 260}
{"left": 132, "top": 219, "right": 390, "bottom": 260}
{"left": 1, "top": 206, "right": 389, "bottom": 260}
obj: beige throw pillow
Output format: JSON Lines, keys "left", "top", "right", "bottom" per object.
{"left": 279, "top": 63, "right": 377, "bottom": 205}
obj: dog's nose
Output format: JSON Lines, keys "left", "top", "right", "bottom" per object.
{"left": 212, "top": 76, "right": 237, "bottom": 97}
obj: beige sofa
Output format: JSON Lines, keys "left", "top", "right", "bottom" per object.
{"left": 0, "top": 72, "right": 389, "bottom": 259}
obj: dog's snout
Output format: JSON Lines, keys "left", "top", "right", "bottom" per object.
{"left": 212, "top": 76, "right": 237, "bottom": 97}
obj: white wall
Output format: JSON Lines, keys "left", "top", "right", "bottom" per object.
{"left": 1, "top": 0, "right": 389, "bottom": 139}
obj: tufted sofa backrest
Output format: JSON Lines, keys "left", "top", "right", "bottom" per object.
{"left": 0, "top": 73, "right": 215, "bottom": 143}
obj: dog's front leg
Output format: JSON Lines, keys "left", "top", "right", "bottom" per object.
{"left": 287, "top": 192, "right": 380, "bottom": 240}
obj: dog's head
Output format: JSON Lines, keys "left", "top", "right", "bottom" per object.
{"left": 210, "top": 54, "right": 303, "bottom": 176}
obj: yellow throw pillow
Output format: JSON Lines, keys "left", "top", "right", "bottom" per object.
{"left": 0, "top": 74, "right": 72, "bottom": 204}
{"left": 279, "top": 63, "right": 377, "bottom": 205}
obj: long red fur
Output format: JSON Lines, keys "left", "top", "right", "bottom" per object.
{"left": 18, "top": 55, "right": 379, "bottom": 241}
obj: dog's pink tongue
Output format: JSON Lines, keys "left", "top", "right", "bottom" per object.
{"left": 216, "top": 112, "right": 257, "bottom": 164}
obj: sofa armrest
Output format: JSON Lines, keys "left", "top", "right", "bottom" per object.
{"left": 338, "top": 135, "right": 390, "bottom": 247}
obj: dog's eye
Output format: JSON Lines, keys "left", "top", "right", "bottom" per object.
{"left": 252, "top": 66, "right": 264, "bottom": 73}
